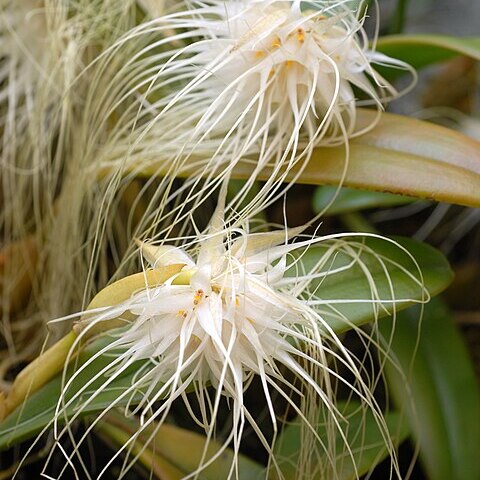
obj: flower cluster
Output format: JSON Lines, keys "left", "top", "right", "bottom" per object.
{"left": 0, "top": 2, "right": 421, "bottom": 479}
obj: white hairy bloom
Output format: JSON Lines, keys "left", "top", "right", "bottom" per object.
{"left": 0, "top": 1, "right": 143, "bottom": 342}
{"left": 108, "top": 1, "right": 407, "bottom": 164}
{"left": 131, "top": 0, "right": 409, "bottom": 150}
{"left": 91, "top": 0, "right": 414, "bottom": 235}
{"left": 41, "top": 192, "right": 426, "bottom": 479}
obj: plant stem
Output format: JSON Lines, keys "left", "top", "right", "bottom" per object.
{"left": 0, "top": 331, "right": 77, "bottom": 420}
{"left": 341, "top": 212, "right": 378, "bottom": 233}
{"left": 389, "top": 0, "right": 410, "bottom": 34}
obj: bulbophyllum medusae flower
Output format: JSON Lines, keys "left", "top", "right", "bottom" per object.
{"left": 41, "top": 195, "right": 425, "bottom": 479}
{"left": 97, "top": 0, "right": 414, "bottom": 221}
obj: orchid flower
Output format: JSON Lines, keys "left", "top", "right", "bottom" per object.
{"left": 89, "top": 0, "right": 414, "bottom": 233}
{"left": 38, "top": 189, "right": 426, "bottom": 480}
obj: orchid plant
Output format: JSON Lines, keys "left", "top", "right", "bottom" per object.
{"left": 0, "top": 1, "right": 479, "bottom": 480}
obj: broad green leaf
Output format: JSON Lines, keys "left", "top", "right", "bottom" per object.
{"left": 379, "top": 300, "right": 480, "bottom": 480}
{"left": 229, "top": 110, "right": 480, "bottom": 208}
{"left": 101, "top": 411, "right": 265, "bottom": 480}
{"left": 271, "top": 401, "right": 409, "bottom": 480}
{"left": 377, "top": 35, "right": 480, "bottom": 73}
{"left": 0, "top": 237, "right": 452, "bottom": 449}
{"left": 313, "top": 186, "right": 416, "bottom": 216}
{"left": 289, "top": 236, "right": 453, "bottom": 333}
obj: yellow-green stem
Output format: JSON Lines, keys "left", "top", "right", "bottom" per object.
{"left": 0, "top": 331, "right": 77, "bottom": 420}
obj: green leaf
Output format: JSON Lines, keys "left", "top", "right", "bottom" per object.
{"left": 229, "top": 110, "right": 480, "bottom": 208}
{"left": 100, "top": 412, "right": 265, "bottom": 480}
{"left": 0, "top": 237, "right": 452, "bottom": 449}
{"left": 134, "top": 111, "right": 480, "bottom": 208}
{"left": 313, "top": 186, "right": 416, "bottom": 216}
{"left": 96, "top": 420, "right": 188, "bottom": 480}
{"left": 271, "top": 401, "right": 409, "bottom": 480}
{"left": 0, "top": 336, "right": 155, "bottom": 450}
{"left": 289, "top": 236, "right": 453, "bottom": 333}
{"left": 379, "top": 299, "right": 480, "bottom": 480}
{"left": 377, "top": 35, "right": 480, "bottom": 73}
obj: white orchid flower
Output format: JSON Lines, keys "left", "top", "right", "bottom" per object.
{"left": 83, "top": 0, "right": 415, "bottom": 248}
{"left": 40, "top": 191, "right": 426, "bottom": 479}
